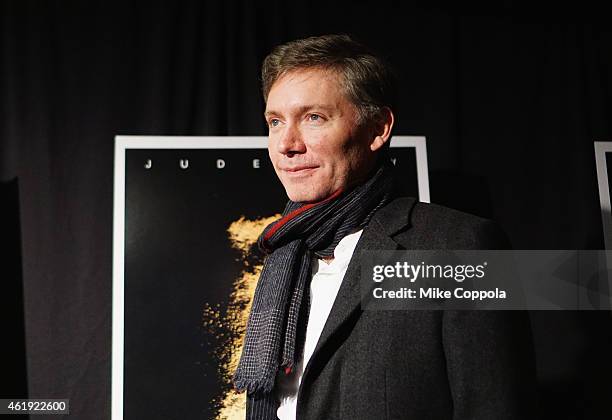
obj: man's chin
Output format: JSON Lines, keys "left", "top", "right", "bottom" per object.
{"left": 286, "top": 192, "right": 315, "bottom": 203}
{"left": 285, "top": 188, "right": 332, "bottom": 204}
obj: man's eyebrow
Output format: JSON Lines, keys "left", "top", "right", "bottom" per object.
{"left": 264, "top": 104, "right": 336, "bottom": 118}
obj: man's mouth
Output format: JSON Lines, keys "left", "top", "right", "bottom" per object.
{"left": 281, "top": 165, "right": 319, "bottom": 174}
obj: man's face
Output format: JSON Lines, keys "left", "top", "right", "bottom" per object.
{"left": 265, "top": 68, "right": 377, "bottom": 203}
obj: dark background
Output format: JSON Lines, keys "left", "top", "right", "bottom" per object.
{"left": 1, "top": 0, "right": 612, "bottom": 418}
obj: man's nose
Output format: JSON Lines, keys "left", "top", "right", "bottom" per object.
{"left": 276, "top": 124, "right": 306, "bottom": 156}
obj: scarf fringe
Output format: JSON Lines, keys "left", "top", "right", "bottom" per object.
{"left": 233, "top": 369, "right": 278, "bottom": 395}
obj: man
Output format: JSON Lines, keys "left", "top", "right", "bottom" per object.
{"left": 234, "top": 34, "right": 536, "bottom": 420}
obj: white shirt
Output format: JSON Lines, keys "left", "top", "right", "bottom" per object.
{"left": 276, "top": 229, "right": 364, "bottom": 420}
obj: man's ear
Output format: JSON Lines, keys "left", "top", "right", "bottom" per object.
{"left": 369, "top": 107, "right": 395, "bottom": 152}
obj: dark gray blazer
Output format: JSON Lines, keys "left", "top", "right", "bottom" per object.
{"left": 248, "top": 196, "right": 537, "bottom": 420}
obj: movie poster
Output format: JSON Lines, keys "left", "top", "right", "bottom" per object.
{"left": 113, "top": 137, "right": 428, "bottom": 419}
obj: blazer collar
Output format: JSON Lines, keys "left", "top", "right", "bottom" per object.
{"left": 300, "top": 196, "right": 417, "bottom": 383}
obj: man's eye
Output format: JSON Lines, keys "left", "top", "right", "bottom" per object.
{"left": 308, "top": 114, "right": 322, "bottom": 122}
{"left": 269, "top": 119, "right": 280, "bottom": 127}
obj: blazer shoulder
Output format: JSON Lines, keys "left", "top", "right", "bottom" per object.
{"left": 391, "top": 200, "right": 511, "bottom": 250}
{"left": 411, "top": 201, "right": 489, "bottom": 227}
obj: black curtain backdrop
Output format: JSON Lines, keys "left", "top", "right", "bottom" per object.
{"left": 1, "top": 1, "right": 612, "bottom": 419}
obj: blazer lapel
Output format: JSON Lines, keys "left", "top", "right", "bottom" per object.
{"left": 300, "top": 197, "right": 417, "bottom": 382}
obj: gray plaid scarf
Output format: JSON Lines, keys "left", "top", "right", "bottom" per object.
{"left": 233, "top": 161, "right": 395, "bottom": 401}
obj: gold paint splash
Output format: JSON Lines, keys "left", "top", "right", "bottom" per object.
{"left": 202, "top": 214, "right": 280, "bottom": 420}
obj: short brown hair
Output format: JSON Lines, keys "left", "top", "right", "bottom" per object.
{"left": 261, "top": 34, "right": 396, "bottom": 127}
